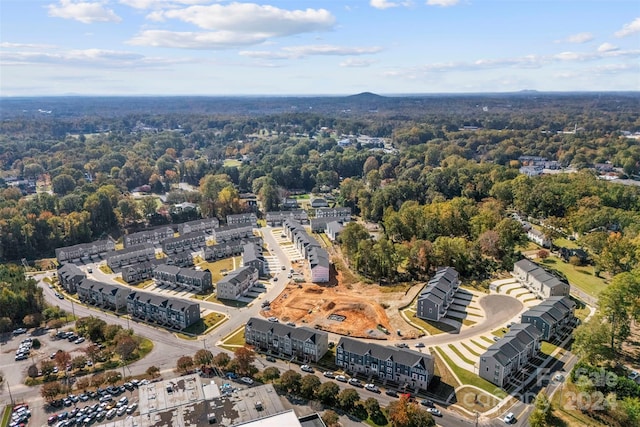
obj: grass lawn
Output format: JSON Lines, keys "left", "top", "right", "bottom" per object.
{"left": 455, "top": 386, "right": 500, "bottom": 413}
{"left": 182, "top": 312, "right": 227, "bottom": 335}
{"left": 435, "top": 347, "right": 507, "bottom": 398}
{"left": 137, "top": 338, "right": 154, "bottom": 359}
{"left": 551, "top": 382, "right": 610, "bottom": 426}
{"left": 554, "top": 237, "right": 580, "bottom": 249}
{"left": 291, "top": 194, "right": 310, "bottom": 199}
{"left": 540, "top": 341, "right": 559, "bottom": 356}
{"left": 470, "top": 339, "right": 488, "bottom": 350}
{"left": 460, "top": 342, "right": 482, "bottom": 357}
{"left": 204, "top": 294, "right": 248, "bottom": 308}
{"left": 99, "top": 265, "right": 113, "bottom": 274}
{"left": 332, "top": 257, "right": 359, "bottom": 286}
{"left": 539, "top": 256, "right": 608, "bottom": 297}
{"left": 480, "top": 336, "right": 495, "bottom": 344}
{"left": 219, "top": 326, "right": 246, "bottom": 351}
{"left": 196, "top": 256, "right": 240, "bottom": 282}
{"left": 448, "top": 344, "right": 476, "bottom": 365}
{"left": 379, "top": 282, "right": 413, "bottom": 294}
{"left": 491, "top": 328, "right": 508, "bottom": 337}
{"left": 446, "top": 314, "right": 477, "bottom": 327}
{"left": 522, "top": 297, "right": 539, "bottom": 303}
{"left": 223, "top": 159, "right": 242, "bottom": 167}
{"left": 1, "top": 405, "right": 11, "bottom": 427}
{"left": 516, "top": 241, "right": 540, "bottom": 252}
{"left": 401, "top": 308, "right": 449, "bottom": 335}
{"left": 572, "top": 297, "right": 591, "bottom": 321}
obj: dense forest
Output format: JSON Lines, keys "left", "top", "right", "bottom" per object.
{"left": 0, "top": 93, "right": 639, "bottom": 280}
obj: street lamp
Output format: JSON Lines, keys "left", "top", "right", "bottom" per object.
{"left": 5, "top": 378, "right": 14, "bottom": 405}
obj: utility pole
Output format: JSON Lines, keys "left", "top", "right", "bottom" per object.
{"left": 475, "top": 410, "right": 479, "bottom": 427}
{"left": 6, "top": 378, "right": 14, "bottom": 405}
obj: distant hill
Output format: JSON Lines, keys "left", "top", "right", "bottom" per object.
{"left": 346, "top": 92, "right": 385, "bottom": 100}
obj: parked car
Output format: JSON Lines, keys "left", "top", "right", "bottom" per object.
{"left": 267, "top": 317, "right": 279, "bottom": 323}
{"left": 240, "top": 377, "right": 254, "bottom": 385}
{"left": 323, "top": 371, "right": 335, "bottom": 379}
{"left": 335, "top": 375, "right": 348, "bottom": 382}
{"left": 74, "top": 337, "right": 85, "bottom": 344}
{"left": 126, "top": 403, "right": 138, "bottom": 414}
{"left": 415, "top": 342, "right": 425, "bottom": 348}
{"left": 225, "top": 372, "right": 238, "bottom": 380}
{"left": 300, "top": 365, "right": 314, "bottom": 373}
{"left": 12, "top": 328, "right": 27, "bottom": 335}
{"left": 427, "top": 408, "right": 442, "bottom": 417}
{"left": 394, "top": 343, "right": 409, "bottom": 348}
{"left": 348, "top": 378, "right": 363, "bottom": 387}
{"left": 420, "top": 399, "right": 435, "bottom": 408}
{"left": 265, "top": 356, "right": 276, "bottom": 362}
{"left": 503, "top": 412, "right": 515, "bottom": 424}
{"left": 385, "top": 390, "right": 399, "bottom": 397}
{"left": 364, "top": 384, "right": 380, "bottom": 393}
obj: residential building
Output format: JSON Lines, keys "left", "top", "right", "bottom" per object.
{"left": 204, "top": 240, "right": 245, "bottom": 261}
{"left": 77, "top": 279, "right": 129, "bottom": 312}
{"left": 177, "top": 218, "right": 220, "bottom": 235}
{"left": 123, "top": 227, "right": 174, "bottom": 248}
{"left": 245, "top": 317, "right": 329, "bottom": 363}
{"left": 121, "top": 261, "right": 154, "bottom": 284}
{"left": 242, "top": 242, "right": 266, "bottom": 276}
{"left": 310, "top": 198, "right": 329, "bottom": 208}
{"left": 527, "top": 228, "right": 551, "bottom": 248}
{"left": 165, "top": 252, "right": 194, "bottom": 268}
{"left": 226, "top": 213, "right": 257, "bottom": 227}
{"left": 335, "top": 337, "right": 435, "bottom": 390}
{"left": 512, "top": 259, "right": 570, "bottom": 299}
{"left": 282, "top": 219, "right": 331, "bottom": 283}
{"left": 57, "top": 263, "right": 86, "bottom": 293}
{"left": 126, "top": 291, "right": 200, "bottom": 330}
{"left": 325, "top": 221, "right": 344, "bottom": 242}
{"left": 416, "top": 267, "right": 460, "bottom": 321}
{"left": 216, "top": 266, "right": 259, "bottom": 301}
{"left": 281, "top": 198, "right": 299, "bottom": 210}
{"left": 213, "top": 223, "right": 254, "bottom": 242}
{"left": 162, "top": 233, "right": 207, "bottom": 254}
{"left": 107, "top": 243, "right": 155, "bottom": 270}
{"left": 521, "top": 296, "right": 577, "bottom": 341}
{"left": 153, "top": 265, "right": 213, "bottom": 293}
{"left": 309, "top": 215, "right": 351, "bottom": 232}
{"left": 558, "top": 247, "right": 588, "bottom": 264}
{"left": 315, "top": 207, "right": 351, "bottom": 221}
{"left": 265, "top": 210, "right": 309, "bottom": 226}
{"left": 55, "top": 239, "right": 115, "bottom": 264}
{"left": 479, "top": 324, "right": 542, "bottom": 387}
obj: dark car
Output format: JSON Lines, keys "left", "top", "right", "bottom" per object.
{"left": 420, "top": 399, "right": 435, "bottom": 408}
{"left": 265, "top": 356, "right": 276, "bottom": 362}
{"left": 385, "top": 390, "right": 399, "bottom": 398}
{"left": 226, "top": 372, "right": 238, "bottom": 380}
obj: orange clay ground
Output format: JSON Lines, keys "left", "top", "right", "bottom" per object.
{"left": 262, "top": 261, "right": 424, "bottom": 340}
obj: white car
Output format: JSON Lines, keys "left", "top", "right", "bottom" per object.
{"left": 267, "top": 317, "right": 279, "bottom": 323}
{"left": 323, "top": 371, "right": 335, "bottom": 378}
{"left": 240, "top": 377, "right": 254, "bottom": 385}
{"left": 364, "top": 384, "right": 379, "bottom": 393}
{"left": 503, "top": 412, "right": 515, "bottom": 424}
{"left": 628, "top": 371, "right": 639, "bottom": 381}
{"left": 301, "top": 365, "right": 314, "bottom": 373}
{"left": 335, "top": 375, "right": 348, "bottom": 382}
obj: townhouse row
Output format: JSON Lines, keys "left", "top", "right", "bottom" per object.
{"left": 512, "top": 259, "right": 570, "bottom": 299}
{"left": 282, "top": 219, "right": 330, "bottom": 283}
{"left": 416, "top": 267, "right": 460, "bottom": 322}
{"left": 76, "top": 279, "right": 200, "bottom": 329}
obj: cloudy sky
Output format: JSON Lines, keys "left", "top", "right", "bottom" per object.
{"left": 1, "top": 0, "right": 639, "bottom": 96}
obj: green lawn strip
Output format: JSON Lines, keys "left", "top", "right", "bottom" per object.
{"left": 554, "top": 237, "right": 580, "bottom": 249}
{"left": 455, "top": 386, "right": 501, "bottom": 413}
{"left": 182, "top": 312, "right": 227, "bottom": 335}
{"left": 470, "top": 339, "right": 488, "bottom": 350}
{"left": 196, "top": 256, "right": 240, "bottom": 283}
{"left": 364, "top": 417, "right": 390, "bottom": 427}
{"left": 506, "top": 286, "right": 525, "bottom": 295}
{"left": 447, "top": 344, "right": 476, "bottom": 365}
{"left": 400, "top": 308, "right": 449, "bottom": 335}
{"left": 1, "top": 405, "right": 11, "bottom": 427}
{"left": 540, "top": 341, "right": 559, "bottom": 356}
{"left": 435, "top": 347, "right": 506, "bottom": 398}
{"left": 99, "top": 265, "right": 114, "bottom": 274}
{"left": 459, "top": 342, "right": 482, "bottom": 357}
{"left": 522, "top": 297, "right": 539, "bottom": 303}
{"left": 461, "top": 319, "right": 477, "bottom": 326}
{"left": 204, "top": 294, "right": 248, "bottom": 308}
{"left": 491, "top": 328, "right": 508, "bottom": 338}
{"left": 221, "top": 326, "right": 246, "bottom": 347}
{"left": 480, "top": 336, "right": 495, "bottom": 344}
{"left": 539, "top": 256, "right": 608, "bottom": 297}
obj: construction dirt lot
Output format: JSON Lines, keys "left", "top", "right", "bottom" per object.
{"left": 262, "top": 259, "right": 425, "bottom": 340}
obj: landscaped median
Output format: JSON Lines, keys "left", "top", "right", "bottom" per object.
{"left": 218, "top": 325, "right": 246, "bottom": 351}
{"left": 176, "top": 312, "right": 227, "bottom": 339}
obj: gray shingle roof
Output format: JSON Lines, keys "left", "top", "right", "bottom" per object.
{"left": 337, "top": 337, "right": 433, "bottom": 369}
{"left": 246, "top": 317, "right": 328, "bottom": 344}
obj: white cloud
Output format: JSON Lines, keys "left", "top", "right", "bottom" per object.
{"left": 47, "top": 0, "right": 122, "bottom": 24}
{"left": 340, "top": 58, "right": 374, "bottom": 67}
{"left": 370, "top": 0, "right": 399, "bottom": 9}
{"left": 615, "top": 17, "right": 640, "bottom": 37}
{"left": 119, "top": 0, "right": 209, "bottom": 9}
{"left": 426, "top": 0, "right": 460, "bottom": 6}
{"left": 128, "top": 30, "right": 268, "bottom": 49}
{"left": 240, "top": 44, "right": 383, "bottom": 60}
{"left": 0, "top": 47, "right": 190, "bottom": 68}
{"left": 1, "top": 42, "right": 57, "bottom": 49}
{"left": 561, "top": 32, "right": 594, "bottom": 44}
{"left": 151, "top": 3, "right": 335, "bottom": 35}
{"left": 597, "top": 42, "right": 618, "bottom": 52}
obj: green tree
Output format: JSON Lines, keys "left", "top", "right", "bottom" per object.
{"left": 146, "top": 365, "right": 160, "bottom": 379}
{"left": 261, "top": 366, "right": 280, "bottom": 383}
{"left": 321, "top": 409, "right": 340, "bottom": 427}
{"left": 279, "top": 370, "right": 302, "bottom": 394}
{"left": 529, "top": 392, "right": 551, "bottom": 427}
{"left": 599, "top": 269, "right": 640, "bottom": 352}
{"left": 571, "top": 315, "right": 612, "bottom": 363}
{"left": 194, "top": 349, "right": 214, "bottom": 367}
{"left": 316, "top": 381, "right": 340, "bottom": 406}
{"left": 52, "top": 174, "right": 76, "bottom": 196}
{"left": 300, "top": 374, "right": 321, "bottom": 399}
{"left": 338, "top": 388, "right": 360, "bottom": 410}
{"left": 176, "top": 356, "right": 194, "bottom": 374}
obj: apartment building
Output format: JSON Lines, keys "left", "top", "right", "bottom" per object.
{"left": 213, "top": 223, "right": 254, "bottom": 243}
{"left": 121, "top": 261, "right": 154, "bottom": 284}
{"left": 177, "top": 217, "right": 220, "bottom": 235}
{"left": 513, "top": 259, "right": 570, "bottom": 299}
{"left": 315, "top": 207, "right": 351, "bottom": 221}
{"left": 153, "top": 264, "right": 213, "bottom": 293}
{"left": 242, "top": 241, "right": 266, "bottom": 276}
{"left": 106, "top": 243, "right": 155, "bottom": 270}
{"left": 123, "top": 227, "right": 174, "bottom": 248}
{"left": 282, "top": 219, "right": 331, "bottom": 283}
{"left": 335, "top": 337, "right": 435, "bottom": 390}
{"left": 265, "top": 210, "right": 309, "bottom": 226}
{"left": 479, "top": 324, "right": 542, "bottom": 387}
{"left": 57, "top": 263, "right": 86, "bottom": 293}
{"left": 216, "top": 266, "right": 259, "bottom": 301}
{"left": 76, "top": 279, "right": 129, "bottom": 312}
{"left": 126, "top": 291, "right": 200, "bottom": 330}
{"left": 521, "top": 296, "right": 577, "bottom": 341}
{"left": 226, "top": 213, "right": 257, "bottom": 227}
{"left": 162, "top": 232, "right": 207, "bottom": 254}
{"left": 245, "top": 317, "right": 329, "bottom": 363}
{"left": 416, "top": 267, "right": 460, "bottom": 321}
{"left": 55, "top": 239, "right": 115, "bottom": 264}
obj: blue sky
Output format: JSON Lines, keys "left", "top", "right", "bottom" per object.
{"left": 1, "top": 0, "right": 639, "bottom": 96}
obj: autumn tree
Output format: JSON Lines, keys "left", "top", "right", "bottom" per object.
{"left": 91, "top": 373, "right": 105, "bottom": 388}
{"left": 387, "top": 395, "right": 435, "bottom": 427}
{"left": 40, "top": 360, "right": 55, "bottom": 376}
{"left": 146, "top": 365, "right": 160, "bottom": 379}
{"left": 212, "top": 352, "right": 230, "bottom": 369}
{"left": 115, "top": 335, "right": 138, "bottom": 361}
{"left": 194, "top": 349, "right": 214, "bottom": 367}
{"left": 261, "top": 367, "right": 280, "bottom": 383}
{"left": 321, "top": 410, "right": 340, "bottom": 427}
{"left": 104, "top": 370, "right": 122, "bottom": 385}
{"left": 54, "top": 350, "right": 71, "bottom": 372}
{"left": 71, "top": 355, "right": 87, "bottom": 370}
{"left": 27, "top": 364, "right": 39, "bottom": 378}
{"left": 232, "top": 347, "right": 256, "bottom": 376}
{"left": 176, "top": 356, "right": 195, "bottom": 374}
{"left": 41, "top": 381, "right": 64, "bottom": 402}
